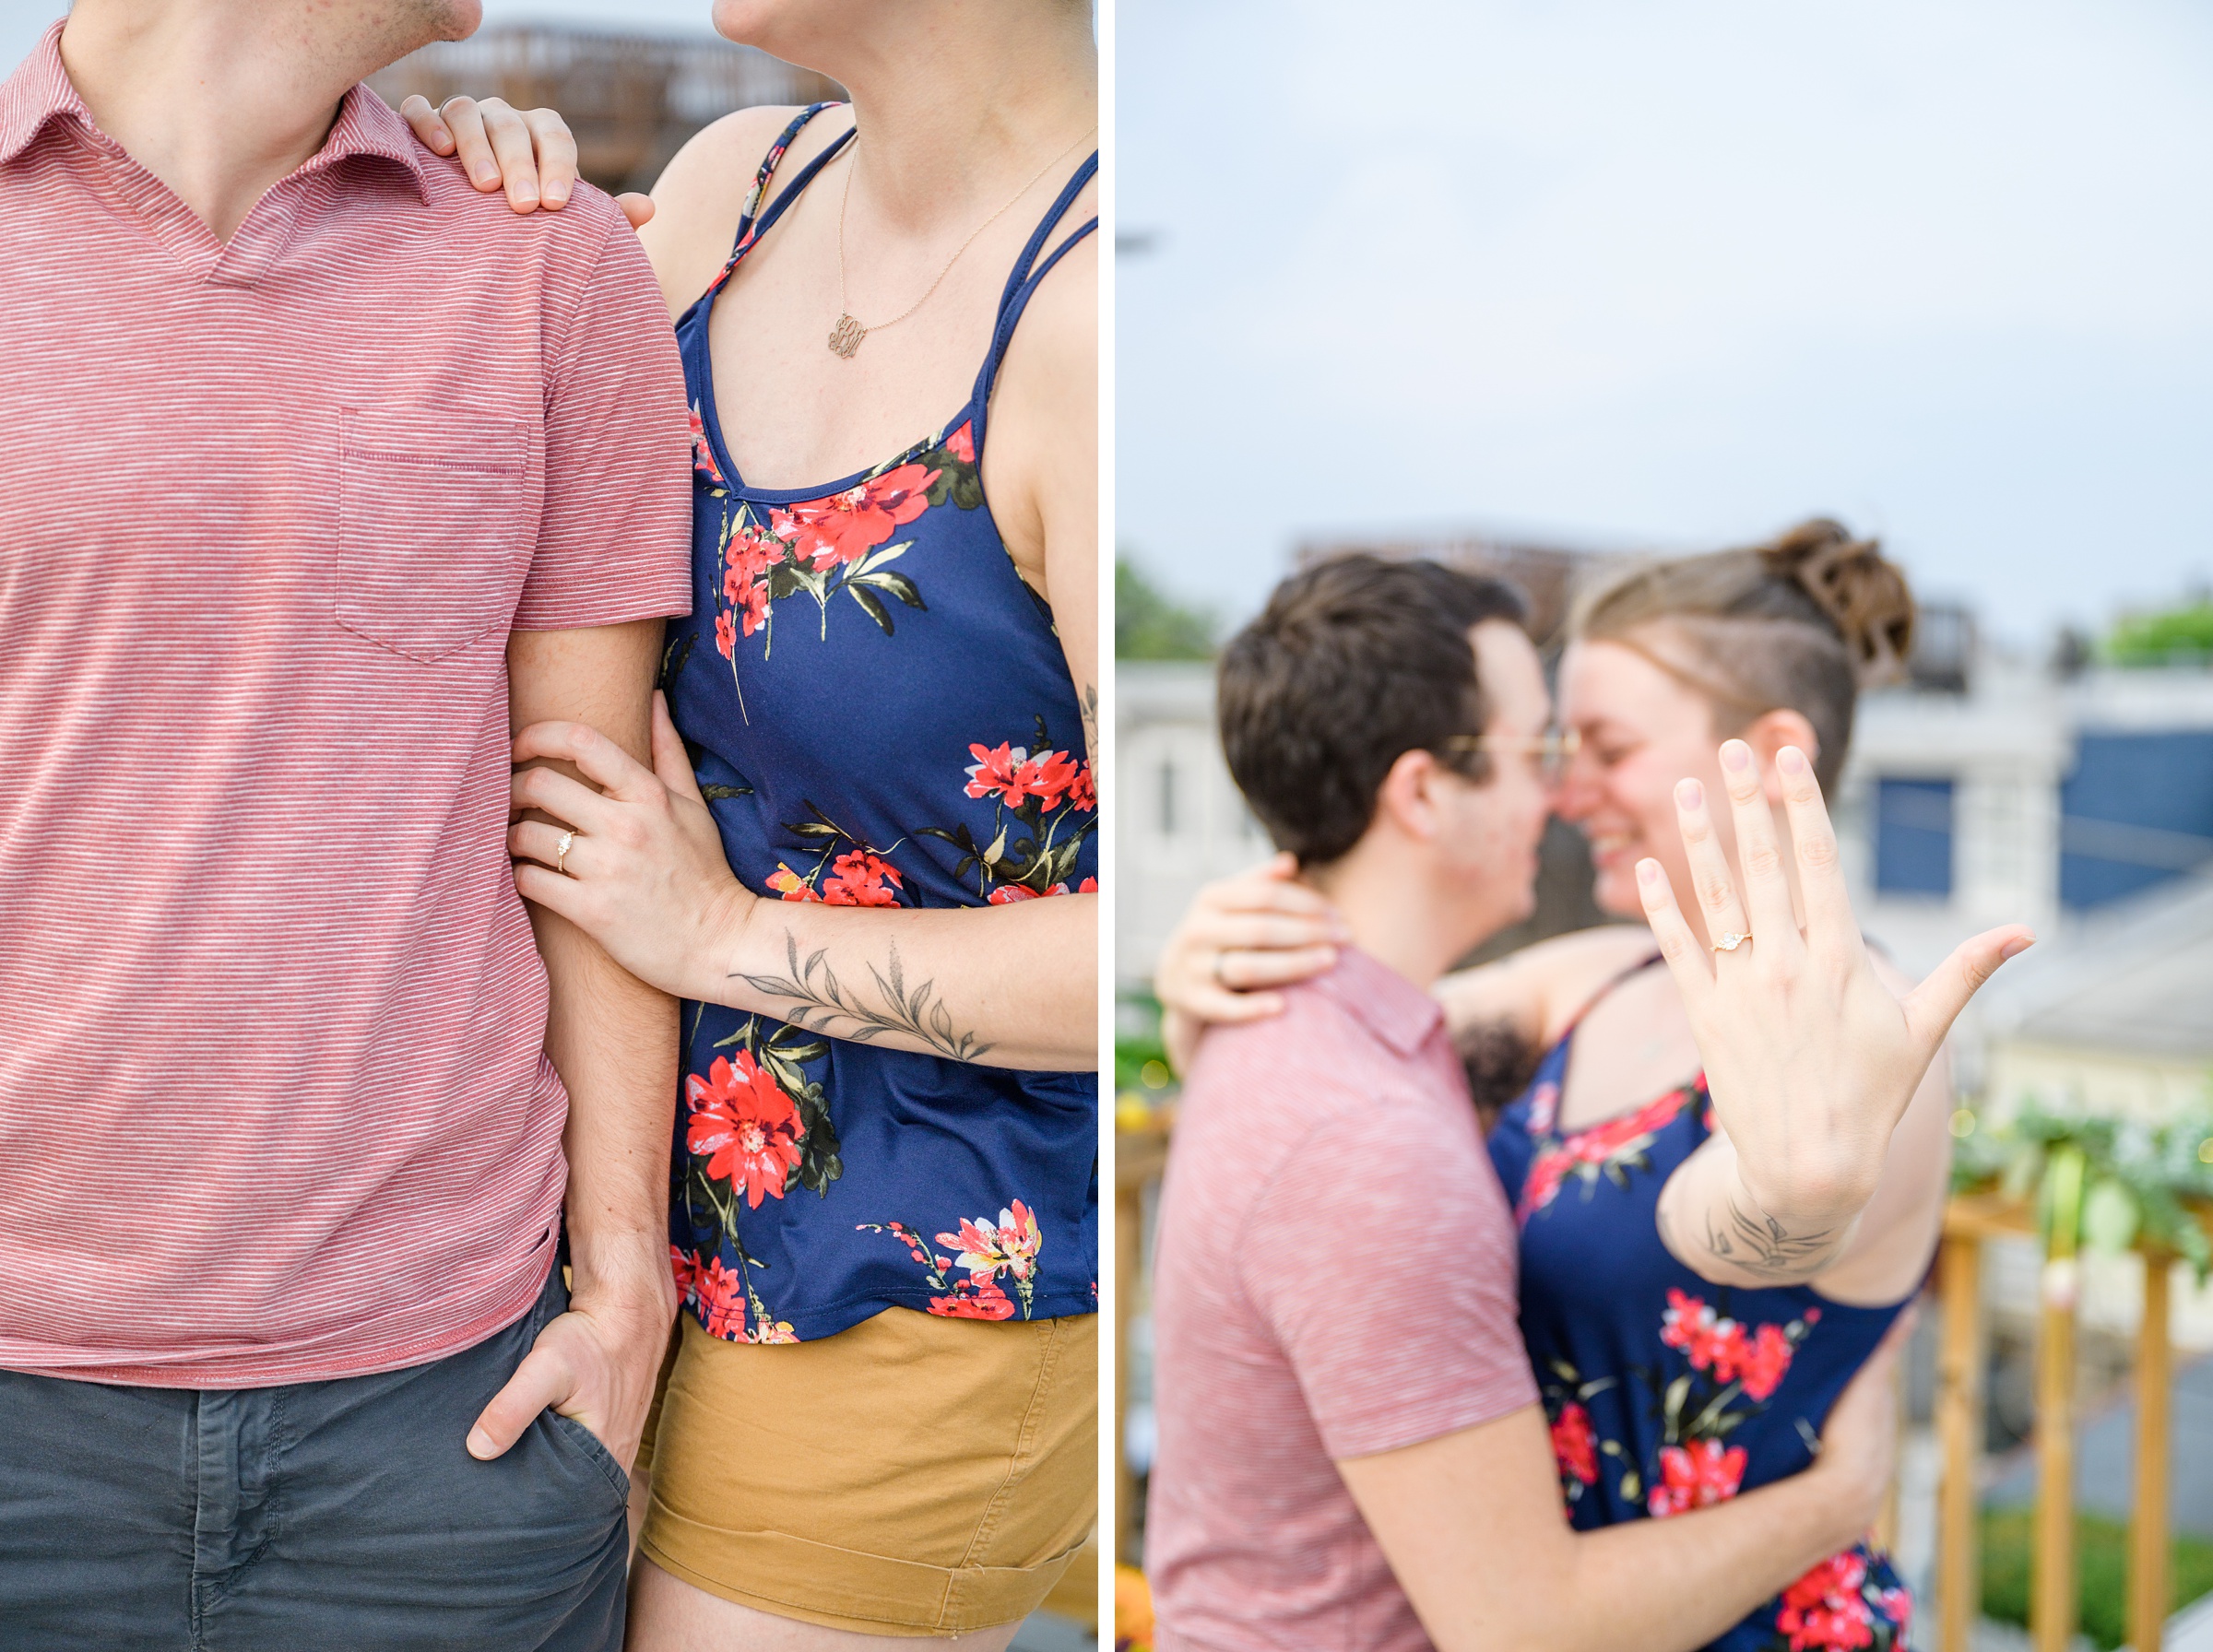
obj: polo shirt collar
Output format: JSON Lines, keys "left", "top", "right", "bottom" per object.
{"left": 308, "top": 81, "right": 432, "bottom": 205}
{"left": 0, "top": 19, "right": 431, "bottom": 204}
{"left": 1308, "top": 944, "right": 1447, "bottom": 1059}
{"left": 0, "top": 22, "right": 85, "bottom": 168}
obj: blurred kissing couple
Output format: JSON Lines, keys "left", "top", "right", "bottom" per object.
{"left": 1141, "top": 525, "right": 2035, "bottom": 1652}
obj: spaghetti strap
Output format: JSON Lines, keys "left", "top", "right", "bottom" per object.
{"left": 692, "top": 103, "right": 856, "bottom": 313}
{"left": 1556, "top": 949, "right": 1666, "bottom": 1040}
{"left": 967, "top": 151, "right": 1099, "bottom": 453}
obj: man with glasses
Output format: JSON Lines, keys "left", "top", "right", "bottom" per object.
{"left": 1143, "top": 553, "right": 1904, "bottom": 1652}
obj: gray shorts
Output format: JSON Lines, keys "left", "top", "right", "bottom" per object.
{"left": 0, "top": 1262, "right": 630, "bottom": 1651}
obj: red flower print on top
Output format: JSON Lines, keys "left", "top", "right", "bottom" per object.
{"left": 988, "top": 877, "right": 1098, "bottom": 903}
{"left": 770, "top": 461, "right": 940, "bottom": 570}
{"left": 1648, "top": 1438, "right": 1746, "bottom": 1516}
{"left": 861, "top": 1204, "right": 1044, "bottom": 1320}
{"left": 1659, "top": 1290, "right": 1803, "bottom": 1401}
{"left": 929, "top": 1277, "right": 1016, "bottom": 1319}
{"left": 1876, "top": 1588, "right": 1912, "bottom": 1639}
{"left": 1776, "top": 1551, "right": 1876, "bottom": 1651}
{"left": 1516, "top": 1082, "right": 1696, "bottom": 1223}
{"left": 722, "top": 524, "right": 776, "bottom": 640}
{"left": 940, "top": 1200, "right": 1043, "bottom": 1284}
{"left": 694, "top": 1253, "right": 749, "bottom": 1340}
{"left": 1551, "top": 1402, "right": 1599, "bottom": 1487}
{"left": 819, "top": 850, "right": 903, "bottom": 908}
{"left": 689, "top": 402, "right": 725, "bottom": 486}
{"left": 963, "top": 742, "right": 1083, "bottom": 810}
{"left": 685, "top": 1051, "right": 805, "bottom": 1210}
{"left": 944, "top": 419, "right": 976, "bottom": 466}
{"left": 1736, "top": 1322, "right": 1796, "bottom": 1401}
{"left": 766, "top": 863, "right": 821, "bottom": 903}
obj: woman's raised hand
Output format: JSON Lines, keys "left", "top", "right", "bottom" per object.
{"left": 1637, "top": 740, "right": 2033, "bottom": 1232}
{"left": 397, "top": 95, "right": 654, "bottom": 229}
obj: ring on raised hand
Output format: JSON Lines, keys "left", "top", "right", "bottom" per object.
{"left": 1711, "top": 930, "right": 1751, "bottom": 953}
{"left": 555, "top": 830, "right": 574, "bottom": 876}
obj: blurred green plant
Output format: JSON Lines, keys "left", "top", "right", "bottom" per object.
{"left": 1117, "top": 556, "right": 1215, "bottom": 661}
{"left": 1950, "top": 1091, "right": 2213, "bottom": 1277}
{"left": 2104, "top": 600, "right": 2213, "bottom": 667}
{"left": 1981, "top": 1505, "right": 2213, "bottom": 1650}
{"left": 1116, "top": 988, "right": 1177, "bottom": 1132}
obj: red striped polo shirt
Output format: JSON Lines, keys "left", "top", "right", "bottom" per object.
{"left": 1146, "top": 947, "right": 1539, "bottom": 1652}
{"left": 0, "top": 26, "right": 692, "bottom": 1386}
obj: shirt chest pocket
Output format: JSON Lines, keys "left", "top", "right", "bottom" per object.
{"left": 337, "top": 409, "right": 531, "bottom": 663}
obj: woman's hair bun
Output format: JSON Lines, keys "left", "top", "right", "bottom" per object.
{"left": 1757, "top": 519, "right": 1914, "bottom": 684}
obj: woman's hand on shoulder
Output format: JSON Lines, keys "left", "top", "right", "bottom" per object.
{"left": 397, "top": 95, "right": 654, "bottom": 228}
{"left": 1152, "top": 854, "right": 1347, "bottom": 1068}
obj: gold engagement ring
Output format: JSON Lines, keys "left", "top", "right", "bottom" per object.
{"left": 1711, "top": 931, "right": 1751, "bottom": 953}
{"left": 555, "top": 831, "right": 574, "bottom": 876}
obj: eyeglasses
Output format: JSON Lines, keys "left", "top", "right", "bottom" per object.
{"left": 1441, "top": 727, "right": 1581, "bottom": 783}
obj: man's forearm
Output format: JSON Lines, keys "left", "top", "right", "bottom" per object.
{"left": 1544, "top": 1470, "right": 1866, "bottom": 1652}
{"left": 534, "top": 904, "right": 679, "bottom": 1291}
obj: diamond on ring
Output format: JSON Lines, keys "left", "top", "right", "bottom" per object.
{"left": 555, "top": 830, "right": 574, "bottom": 876}
{"left": 1711, "top": 930, "right": 1751, "bottom": 952}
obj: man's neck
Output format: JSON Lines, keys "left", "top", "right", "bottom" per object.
{"left": 59, "top": 2, "right": 441, "bottom": 242}
{"left": 1304, "top": 843, "right": 1483, "bottom": 995}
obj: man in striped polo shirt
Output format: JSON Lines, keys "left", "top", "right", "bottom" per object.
{"left": 1146, "top": 556, "right": 1903, "bottom": 1652}
{"left": 0, "top": 4, "right": 690, "bottom": 1644}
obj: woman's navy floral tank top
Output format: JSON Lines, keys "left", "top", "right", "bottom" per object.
{"left": 659, "top": 105, "right": 1099, "bottom": 1343}
{"left": 1489, "top": 963, "right": 1916, "bottom": 1652}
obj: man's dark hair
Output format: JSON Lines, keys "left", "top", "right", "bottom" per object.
{"left": 1217, "top": 554, "right": 1530, "bottom": 866}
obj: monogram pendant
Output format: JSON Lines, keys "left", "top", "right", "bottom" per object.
{"left": 826, "top": 314, "right": 867, "bottom": 359}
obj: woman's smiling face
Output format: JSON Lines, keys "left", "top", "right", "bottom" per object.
{"left": 1553, "top": 636, "right": 1733, "bottom": 921}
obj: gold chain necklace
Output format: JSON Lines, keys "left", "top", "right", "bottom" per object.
{"left": 827, "top": 125, "right": 1095, "bottom": 360}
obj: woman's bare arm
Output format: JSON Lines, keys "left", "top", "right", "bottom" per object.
{"left": 510, "top": 702, "right": 1094, "bottom": 1072}
{"left": 1431, "top": 924, "right": 1659, "bottom": 1050}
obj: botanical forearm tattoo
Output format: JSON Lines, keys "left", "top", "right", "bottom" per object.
{"left": 1663, "top": 1191, "right": 1845, "bottom": 1281}
{"left": 731, "top": 933, "right": 994, "bottom": 1063}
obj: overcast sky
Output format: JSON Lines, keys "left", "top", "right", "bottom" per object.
{"left": 8, "top": 4, "right": 2208, "bottom": 643}
{"left": 1122, "top": 0, "right": 2213, "bottom": 643}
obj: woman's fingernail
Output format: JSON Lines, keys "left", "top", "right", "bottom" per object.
{"left": 515, "top": 187, "right": 538, "bottom": 205}
{"left": 1638, "top": 859, "right": 1663, "bottom": 886}
{"left": 1779, "top": 746, "right": 1809, "bottom": 776}
{"left": 1675, "top": 779, "right": 1702, "bottom": 809}
{"left": 474, "top": 166, "right": 500, "bottom": 185}
{"left": 2001, "top": 934, "right": 2035, "bottom": 961}
{"left": 467, "top": 1428, "right": 496, "bottom": 1459}
{"left": 1721, "top": 741, "right": 1751, "bottom": 772}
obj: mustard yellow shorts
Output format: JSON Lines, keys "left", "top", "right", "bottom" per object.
{"left": 635, "top": 1306, "right": 1096, "bottom": 1637}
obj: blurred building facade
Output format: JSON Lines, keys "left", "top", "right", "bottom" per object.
{"left": 367, "top": 27, "right": 840, "bottom": 195}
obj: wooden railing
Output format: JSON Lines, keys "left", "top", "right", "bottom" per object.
{"left": 1117, "top": 1127, "right": 1170, "bottom": 1565}
{"left": 1935, "top": 1191, "right": 2207, "bottom": 1652}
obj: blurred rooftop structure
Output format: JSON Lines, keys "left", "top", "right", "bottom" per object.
{"left": 367, "top": 26, "right": 841, "bottom": 195}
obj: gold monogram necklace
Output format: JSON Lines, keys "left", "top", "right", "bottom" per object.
{"left": 827, "top": 124, "right": 1095, "bottom": 360}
